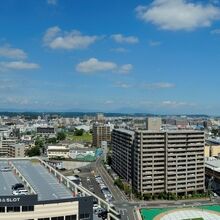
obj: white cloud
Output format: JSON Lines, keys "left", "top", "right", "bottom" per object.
{"left": 143, "top": 82, "right": 175, "bottom": 89}
{"left": 149, "top": 40, "right": 161, "bottom": 46}
{"left": 111, "top": 34, "right": 139, "bottom": 44}
{"left": 76, "top": 58, "right": 117, "bottom": 73}
{"left": 161, "top": 100, "right": 196, "bottom": 108}
{"left": 118, "top": 64, "right": 133, "bottom": 74}
{"left": 43, "top": 26, "right": 98, "bottom": 50}
{"left": 136, "top": 0, "right": 220, "bottom": 31}
{"left": 0, "top": 61, "right": 39, "bottom": 71}
{"left": 76, "top": 58, "right": 132, "bottom": 74}
{"left": 110, "top": 47, "right": 129, "bottom": 53}
{"left": 0, "top": 44, "right": 27, "bottom": 59}
{"left": 114, "top": 82, "right": 132, "bottom": 89}
{"left": 47, "top": 0, "right": 57, "bottom": 5}
{"left": 210, "top": 28, "right": 220, "bottom": 33}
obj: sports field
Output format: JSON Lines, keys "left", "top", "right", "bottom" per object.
{"left": 140, "top": 205, "right": 220, "bottom": 220}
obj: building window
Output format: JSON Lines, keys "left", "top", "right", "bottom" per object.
{"left": 38, "top": 218, "right": 49, "bottom": 220}
{"left": 22, "top": 206, "right": 34, "bottom": 212}
{"left": 51, "top": 217, "right": 64, "bottom": 220}
{"left": 0, "top": 207, "right": 5, "bottom": 212}
{"left": 7, "top": 206, "right": 20, "bottom": 212}
{"left": 66, "top": 215, "right": 77, "bottom": 220}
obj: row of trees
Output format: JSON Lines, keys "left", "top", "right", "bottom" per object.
{"left": 136, "top": 191, "right": 208, "bottom": 201}
{"left": 114, "top": 178, "right": 131, "bottom": 195}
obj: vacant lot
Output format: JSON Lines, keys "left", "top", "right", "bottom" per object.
{"left": 66, "top": 132, "right": 92, "bottom": 143}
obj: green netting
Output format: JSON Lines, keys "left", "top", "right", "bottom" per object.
{"left": 140, "top": 205, "right": 220, "bottom": 220}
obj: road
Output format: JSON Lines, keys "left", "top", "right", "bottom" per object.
{"left": 95, "top": 157, "right": 136, "bottom": 220}
{"left": 95, "top": 157, "right": 128, "bottom": 202}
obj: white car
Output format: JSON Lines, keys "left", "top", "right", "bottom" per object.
{"left": 93, "top": 204, "right": 100, "bottom": 211}
{"left": 12, "top": 189, "right": 28, "bottom": 195}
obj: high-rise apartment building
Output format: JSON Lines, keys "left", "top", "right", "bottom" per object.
{"left": 112, "top": 129, "right": 134, "bottom": 182}
{"left": 96, "top": 113, "right": 105, "bottom": 122}
{"left": 112, "top": 129, "right": 205, "bottom": 196}
{"left": 92, "top": 123, "right": 111, "bottom": 147}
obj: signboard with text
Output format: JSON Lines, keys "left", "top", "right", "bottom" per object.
{"left": 0, "top": 195, "right": 38, "bottom": 207}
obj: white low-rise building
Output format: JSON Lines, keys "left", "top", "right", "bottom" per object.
{"left": 47, "top": 145, "right": 70, "bottom": 159}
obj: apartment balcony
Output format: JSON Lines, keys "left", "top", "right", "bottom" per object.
{"left": 167, "top": 181, "right": 177, "bottom": 184}
{"left": 168, "top": 139, "right": 188, "bottom": 143}
{"left": 143, "top": 148, "right": 165, "bottom": 152}
{"left": 153, "top": 185, "right": 165, "bottom": 189}
{"left": 168, "top": 135, "right": 188, "bottom": 138}
{"left": 187, "top": 135, "right": 204, "bottom": 138}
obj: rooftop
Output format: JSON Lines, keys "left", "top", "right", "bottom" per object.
{"left": 205, "top": 159, "right": 220, "bottom": 172}
{"left": 0, "top": 159, "right": 73, "bottom": 201}
{"left": 114, "top": 128, "right": 135, "bottom": 136}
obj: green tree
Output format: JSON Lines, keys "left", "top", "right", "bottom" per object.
{"left": 47, "top": 137, "right": 57, "bottom": 144}
{"left": 74, "top": 129, "right": 84, "bottom": 136}
{"left": 57, "top": 132, "right": 66, "bottom": 140}
{"left": 143, "top": 194, "right": 151, "bottom": 200}
{"left": 124, "top": 183, "right": 131, "bottom": 195}
{"left": 114, "top": 178, "right": 124, "bottom": 190}
{"left": 26, "top": 146, "right": 40, "bottom": 157}
{"left": 35, "top": 138, "right": 44, "bottom": 148}
{"left": 106, "top": 155, "right": 112, "bottom": 166}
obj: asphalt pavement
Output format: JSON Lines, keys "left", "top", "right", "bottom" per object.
{"left": 95, "top": 157, "right": 128, "bottom": 202}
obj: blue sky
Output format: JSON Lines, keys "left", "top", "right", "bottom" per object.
{"left": 1, "top": 0, "right": 220, "bottom": 114}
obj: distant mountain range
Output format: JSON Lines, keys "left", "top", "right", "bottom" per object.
{"left": 0, "top": 109, "right": 211, "bottom": 118}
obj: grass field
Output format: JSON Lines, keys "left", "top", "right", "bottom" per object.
{"left": 141, "top": 205, "right": 220, "bottom": 220}
{"left": 66, "top": 132, "right": 92, "bottom": 143}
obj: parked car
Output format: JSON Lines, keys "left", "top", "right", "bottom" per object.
{"left": 94, "top": 207, "right": 104, "bottom": 215}
{"left": 12, "top": 189, "right": 28, "bottom": 195}
{"left": 98, "top": 210, "right": 108, "bottom": 218}
{"left": 93, "top": 204, "right": 100, "bottom": 211}
{"left": 12, "top": 183, "right": 24, "bottom": 191}
{"left": 0, "top": 167, "right": 11, "bottom": 172}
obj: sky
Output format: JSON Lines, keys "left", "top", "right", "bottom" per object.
{"left": 1, "top": 0, "right": 220, "bottom": 114}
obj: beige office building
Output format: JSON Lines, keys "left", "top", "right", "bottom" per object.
{"left": 204, "top": 145, "right": 220, "bottom": 157}
{"left": 112, "top": 129, "right": 205, "bottom": 196}
{"left": 146, "top": 117, "right": 162, "bottom": 131}
{"left": 0, "top": 139, "right": 24, "bottom": 158}
{"left": 8, "top": 143, "right": 25, "bottom": 158}
{"left": 0, "top": 138, "right": 17, "bottom": 157}
{"left": 92, "top": 123, "right": 111, "bottom": 147}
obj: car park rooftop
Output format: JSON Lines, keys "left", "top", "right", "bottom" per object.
{"left": 0, "top": 159, "right": 73, "bottom": 201}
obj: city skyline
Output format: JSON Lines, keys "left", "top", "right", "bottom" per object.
{"left": 1, "top": 0, "right": 220, "bottom": 114}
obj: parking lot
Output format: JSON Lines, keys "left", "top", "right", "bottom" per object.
{"left": 78, "top": 172, "right": 114, "bottom": 219}
{"left": 80, "top": 173, "right": 105, "bottom": 200}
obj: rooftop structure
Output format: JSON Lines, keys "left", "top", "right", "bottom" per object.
{"left": 0, "top": 158, "right": 120, "bottom": 220}
{"left": 0, "top": 159, "right": 91, "bottom": 220}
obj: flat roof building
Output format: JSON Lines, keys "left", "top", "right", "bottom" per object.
{"left": 0, "top": 158, "right": 93, "bottom": 220}
{"left": 47, "top": 145, "right": 70, "bottom": 159}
